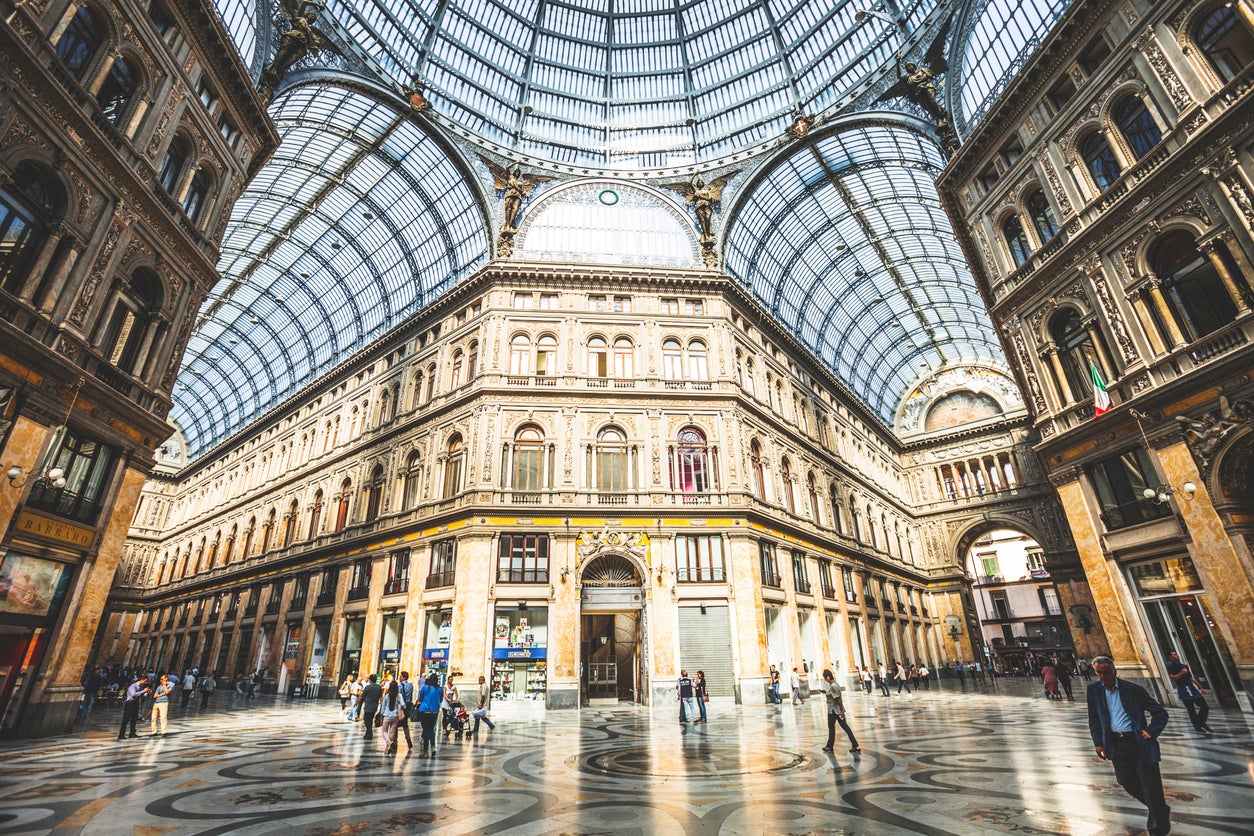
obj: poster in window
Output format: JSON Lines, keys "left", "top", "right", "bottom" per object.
{"left": 0, "top": 553, "right": 73, "bottom": 618}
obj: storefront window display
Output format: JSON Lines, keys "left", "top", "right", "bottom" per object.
{"left": 379, "top": 613, "right": 404, "bottom": 680}
{"left": 340, "top": 617, "right": 364, "bottom": 680}
{"left": 491, "top": 608, "right": 547, "bottom": 701}
{"left": 423, "top": 610, "right": 452, "bottom": 684}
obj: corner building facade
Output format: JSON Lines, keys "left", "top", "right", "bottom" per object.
{"left": 103, "top": 258, "right": 1069, "bottom": 709}
{"left": 940, "top": 0, "right": 1254, "bottom": 709}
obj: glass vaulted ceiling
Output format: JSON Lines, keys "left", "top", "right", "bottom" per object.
{"left": 169, "top": 85, "right": 489, "bottom": 456}
{"left": 724, "top": 124, "right": 1004, "bottom": 424}
{"left": 319, "top": 0, "right": 940, "bottom": 169}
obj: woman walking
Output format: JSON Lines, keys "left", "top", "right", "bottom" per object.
{"left": 820, "top": 669, "right": 860, "bottom": 754}
{"left": 338, "top": 674, "right": 355, "bottom": 711}
{"left": 378, "top": 679, "right": 404, "bottom": 754}
{"left": 694, "top": 671, "right": 708, "bottom": 723}
{"left": 417, "top": 673, "right": 442, "bottom": 756}
{"left": 1042, "top": 661, "right": 1059, "bottom": 700}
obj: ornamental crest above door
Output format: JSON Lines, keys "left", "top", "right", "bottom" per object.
{"left": 576, "top": 529, "right": 649, "bottom": 564}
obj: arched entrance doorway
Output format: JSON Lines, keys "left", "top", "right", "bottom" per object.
{"left": 579, "top": 553, "right": 645, "bottom": 706}
{"left": 962, "top": 528, "right": 1074, "bottom": 676}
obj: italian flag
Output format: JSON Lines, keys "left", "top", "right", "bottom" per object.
{"left": 1091, "top": 362, "right": 1111, "bottom": 417}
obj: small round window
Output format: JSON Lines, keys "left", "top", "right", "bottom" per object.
{"left": 598, "top": 189, "right": 619, "bottom": 205}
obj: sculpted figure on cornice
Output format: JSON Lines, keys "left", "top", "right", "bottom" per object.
{"left": 1177, "top": 395, "right": 1254, "bottom": 477}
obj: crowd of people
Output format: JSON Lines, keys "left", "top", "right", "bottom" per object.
{"left": 99, "top": 667, "right": 221, "bottom": 740}
{"left": 336, "top": 669, "right": 495, "bottom": 756}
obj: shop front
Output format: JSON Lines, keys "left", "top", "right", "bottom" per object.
{"left": 491, "top": 608, "right": 548, "bottom": 702}
{"left": 0, "top": 551, "right": 75, "bottom": 734}
{"left": 378, "top": 613, "right": 404, "bottom": 680}
{"left": 340, "top": 617, "right": 364, "bottom": 680}
{"left": 422, "top": 609, "right": 452, "bottom": 684}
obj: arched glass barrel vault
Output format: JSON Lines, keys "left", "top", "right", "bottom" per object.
{"left": 168, "top": 84, "right": 490, "bottom": 456}
{"left": 724, "top": 121, "right": 1007, "bottom": 425}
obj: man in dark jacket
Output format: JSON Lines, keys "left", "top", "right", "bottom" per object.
{"left": 117, "top": 675, "right": 151, "bottom": 740}
{"left": 358, "top": 674, "right": 383, "bottom": 740}
{"left": 1087, "top": 655, "right": 1170, "bottom": 835}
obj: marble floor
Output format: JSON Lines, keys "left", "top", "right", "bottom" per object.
{"left": 0, "top": 679, "right": 1251, "bottom": 835}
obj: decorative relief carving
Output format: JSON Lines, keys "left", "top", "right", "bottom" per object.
{"left": 1141, "top": 39, "right": 1192, "bottom": 111}
{"left": 483, "top": 411, "right": 495, "bottom": 482}
{"left": 1163, "top": 194, "right": 1211, "bottom": 225}
{"left": 1088, "top": 268, "right": 1138, "bottom": 362}
{"left": 1038, "top": 154, "right": 1071, "bottom": 214}
{"left": 1223, "top": 174, "right": 1254, "bottom": 228}
{"left": 1181, "top": 109, "right": 1208, "bottom": 136}
{"left": 1011, "top": 331, "right": 1047, "bottom": 412}
{"left": 1121, "top": 2, "right": 1139, "bottom": 26}
{"left": 3, "top": 115, "right": 49, "bottom": 151}
{"left": 1177, "top": 395, "right": 1254, "bottom": 477}
{"left": 1060, "top": 65, "right": 1142, "bottom": 154}
{"left": 163, "top": 304, "right": 196, "bottom": 388}
{"left": 70, "top": 215, "right": 128, "bottom": 326}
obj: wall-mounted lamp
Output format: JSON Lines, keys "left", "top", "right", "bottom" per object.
{"left": 1069, "top": 603, "right": 1094, "bottom": 634}
{"left": 6, "top": 376, "right": 83, "bottom": 491}
{"left": 560, "top": 566, "right": 571, "bottom": 582}
{"left": 1142, "top": 481, "right": 1195, "bottom": 505}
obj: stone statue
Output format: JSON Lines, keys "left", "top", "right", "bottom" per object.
{"left": 875, "top": 23, "right": 959, "bottom": 156}
{"left": 478, "top": 155, "right": 552, "bottom": 258}
{"left": 258, "top": 1, "right": 341, "bottom": 102}
{"left": 662, "top": 171, "right": 738, "bottom": 268}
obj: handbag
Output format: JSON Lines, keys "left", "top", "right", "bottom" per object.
{"left": 373, "top": 712, "right": 383, "bottom": 727}
{"left": 702, "top": 696, "right": 709, "bottom": 702}
{"left": 471, "top": 707, "right": 488, "bottom": 718}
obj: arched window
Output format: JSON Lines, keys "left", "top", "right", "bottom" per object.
{"left": 55, "top": 5, "right": 104, "bottom": 81}
{"left": 243, "top": 517, "right": 256, "bottom": 556}
{"left": 364, "top": 464, "right": 385, "bottom": 522}
{"left": 780, "top": 457, "right": 795, "bottom": 514}
{"left": 743, "top": 358, "right": 756, "bottom": 397}
{"left": 1113, "top": 95, "right": 1161, "bottom": 159}
{"left": 424, "top": 364, "right": 436, "bottom": 401}
{"left": 513, "top": 426, "right": 544, "bottom": 491}
{"left": 750, "top": 439, "right": 765, "bottom": 498}
{"left": 849, "top": 497, "right": 861, "bottom": 542}
{"left": 377, "top": 389, "right": 391, "bottom": 426}
{"left": 261, "top": 508, "right": 276, "bottom": 553}
{"left": 535, "top": 335, "right": 556, "bottom": 376}
{"left": 308, "top": 491, "right": 323, "bottom": 538}
{"left": 158, "top": 136, "right": 189, "bottom": 194}
{"left": 411, "top": 371, "right": 424, "bottom": 409}
{"left": 223, "top": 523, "right": 237, "bottom": 564}
{"left": 1079, "top": 131, "right": 1121, "bottom": 190}
{"left": 467, "top": 341, "right": 479, "bottom": 379}
{"left": 613, "top": 337, "right": 634, "bottom": 377}
{"left": 0, "top": 162, "right": 57, "bottom": 294}
{"left": 662, "top": 338, "right": 682, "bottom": 380}
{"left": 687, "top": 340, "right": 708, "bottom": 380}
{"left": 443, "top": 435, "right": 464, "bottom": 498}
{"left": 1195, "top": 6, "right": 1254, "bottom": 83}
{"left": 449, "top": 349, "right": 464, "bottom": 388}
{"left": 283, "top": 499, "right": 298, "bottom": 547}
{"left": 1026, "top": 190, "right": 1059, "bottom": 243}
{"left": 675, "top": 427, "right": 709, "bottom": 494}
{"left": 1050, "top": 308, "right": 1103, "bottom": 402}
{"left": 866, "top": 506, "right": 877, "bottom": 548}
{"left": 807, "top": 473, "right": 821, "bottom": 522}
{"left": 587, "top": 336, "right": 608, "bottom": 377}
{"left": 510, "top": 334, "right": 532, "bottom": 374}
{"left": 192, "top": 537, "right": 205, "bottom": 575}
{"left": 595, "top": 427, "right": 628, "bottom": 492}
{"left": 1152, "top": 230, "right": 1239, "bottom": 340}
{"left": 829, "top": 485, "right": 844, "bottom": 534}
{"left": 401, "top": 452, "right": 422, "bottom": 509}
{"left": 1002, "top": 215, "right": 1032, "bottom": 267}
{"left": 182, "top": 166, "right": 212, "bottom": 222}
{"left": 101, "top": 268, "right": 161, "bottom": 374}
{"left": 334, "top": 479, "right": 351, "bottom": 531}
{"left": 97, "top": 56, "right": 137, "bottom": 126}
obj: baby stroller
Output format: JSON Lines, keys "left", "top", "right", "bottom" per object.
{"left": 442, "top": 701, "right": 469, "bottom": 738}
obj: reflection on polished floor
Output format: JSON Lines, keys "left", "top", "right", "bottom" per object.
{"left": 0, "top": 679, "right": 1250, "bottom": 835}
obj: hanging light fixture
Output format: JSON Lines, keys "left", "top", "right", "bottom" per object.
{"left": 5, "top": 376, "right": 84, "bottom": 489}
{"left": 1128, "top": 409, "right": 1196, "bottom": 505}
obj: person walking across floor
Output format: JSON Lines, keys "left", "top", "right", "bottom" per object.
{"left": 358, "top": 674, "right": 382, "bottom": 741}
{"left": 150, "top": 674, "right": 174, "bottom": 736}
{"left": 677, "top": 669, "right": 697, "bottom": 723}
{"left": 894, "top": 660, "right": 911, "bottom": 695}
{"left": 1087, "top": 655, "right": 1171, "bottom": 836}
{"left": 1055, "top": 660, "right": 1074, "bottom": 701}
{"left": 180, "top": 670, "right": 196, "bottom": 709}
{"left": 378, "top": 679, "right": 403, "bottom": 754}
{"left": 918, "top": 663, "right": 930, "bottom": 690}
{"left": 441, "top": 675, "right": 460, "bottom": 736}
{"left": 877, "top": 662, "right": 891, "bottom": 696}
{"left": 347, "top": 676, "right": 364, "bottom": 721}
{"left": 471, "top": 674, "right": 496, "bottom": 734}
{"left": 820, "top": 669, "right": 860, "bottom": 755}
{"left": 396, "top": 671, "right": 415, "bottom": 749}
{"left": 861, "top": 665, "right": 872, "bottom": 694}
{"left": 769, "top": 665, "right": 782, "bottom": 704}
{"left": 790, "top": 667, "right": 804, "bottom": 704}
{"left": 198, "top": 671, "right": 217, "bottom": 709}
{"left": 1042, "top": 660, "right": 1060, "bottom": 700}
{"left": 417, "top": 672, "right": 442, "bottom": 756}
{"left": 118, "top": 674, "right": 152, "bottom": 740}
{"left": 694, "top": 671, "right": 708, "bottom": 723}
{"left": 338, "top": 673, "right": 355, "bottom": 712}
{"left": 1165, "top": 651, "right": 1211, "bottom": 732}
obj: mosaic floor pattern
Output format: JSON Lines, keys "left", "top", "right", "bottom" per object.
{"left": 0, "top": 679, "right": 1250, "bottom": 835}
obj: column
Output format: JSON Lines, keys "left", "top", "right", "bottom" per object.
{"left": 1044, "top": 344, "right": 1076, "bottom": 404}
{"left": 1200, "top": 238, "right": 1250, "bottom": 313}
{"left": 1218, "top": 234, "right": 1254, "bottom": 304}
{"left": 1129, "top": 290, "right": 1168, "bottom": 355}
{"left": 16, "top": 223, "right": 68, "bottom": 301}
{"left": 1085, "top": 323, "right": 1116, "bottom": 381}
{"left": 1145, "top": 277, "right": 1187, "bottom": 347}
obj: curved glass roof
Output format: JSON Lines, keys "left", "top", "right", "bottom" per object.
{"left": 274, "top": 0, "right": 940, "bottom": 171}
{"left": 169, "top": 84, "right": 489, "bottom": 457}
{"left": 956, "top": 0, "right": 1073, "bottom": 130}
{"left": 211, "top": 0, "right": 262, "bottom": 75}
{"left": 723, "top": 122, "right": 1006, "bottom": 425}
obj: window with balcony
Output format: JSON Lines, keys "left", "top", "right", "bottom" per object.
{"left": 672, "top": 427, "right": 710, "bottom": 495}
{"left": 1152, "top": 230, "right": 1240, "bottom": 340}
{"left": 818, "top": 560, "right": 836, "bottom": 598}
{"left": 612, "top": 337, "right": 634, "bottom": 377}
{"left": 182, "top": 167, "right": 212, "bottom": 223}
{"left": 780, "top": 457, "right": 795, "bottom": 513}
{"left": 1050, "top": 308, "right": 1107, "bottom": 404}
{"left": 1079, "top": 131, "right": 1121, "bottom": 190}
{"left": 0, "top": 162, "right": 57, "bottom": 296}
{"left": 25, "top": 427, "right": 118, "bottom": 525}
{"left": 535, "top": 334, "right": 557, "bottom": 376}
{"left": 509, "top": 334, "right": 531, "bottom": 374}
{"left": 512, "top": 426, "right": 545, "bottom": 493}
{"left": 687, "top": 340, "right": 708, "bottom": 380}
{"left": 1003, "top": 215, "right": 1032, "bottom": 267}
{"left": 347, "top": 558, "right": 372, "bottom": 601}
{"left": 662, "top": 338, "right": 683, "bottom": 380}
{"left": 1026, "top": 190, "right": 1059, "bottom": 244}
{"left": 363, "top": 463, "right": 385, "bottom": 522}
{"left": 496, "top": 533, "right": 549, "bottom": 583}
{"left": 384, "top": 549, "right": 410, "bottom": 595}
{"left": 1087, "top": 446, "right": 1174, "bottom": 530}
{"left": 428, "top": 538, "right": 457, "bottom": 588}
{"left": 586, "top": 336, "right": 608, "bottom": 377}
{"left": 595, "top": 427, "right": 629, "bottom": 493}
{"left": 842, "top": 566, "right": 857, "bottom": 602}
{"left": 1196, "top": 6, "right": 1254, "bottom": 83}
{"left": 290, "top": 573, "right": 309, "bottom": 609}
{"left": 759, "top": 541, "right": 782, "bottom": 588}
{"left": 308, "top": 490, "right": 324, "bottom": 538}
{"left": 443, "top": 435, "right": 464, "bottom": 498}
{"left": 55, "top": 5, "right": 104, "bottom": 81}
{"left": 99, "top": 268, "right": 162, "bottom": 376}
{"left": 676, "top": 534, "right": 724, "bottom": 582}
{"left": 1113, "top": 95, "right": 1162, "bottom": 159}
{"left": 97, "top": 57, "right": 137, "bottom": 126}
{"left": 791, "top": 551, "right": 811, "bottom": 594}
{"left": 334, "top": 479, "right": 351, "bottom": 531}
{"left": 316, "top": 567, "right": 337, "bottom": 606}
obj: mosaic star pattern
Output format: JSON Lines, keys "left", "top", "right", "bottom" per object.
{"left": 0, "top": 680, "right": 1250, "bottom": 835}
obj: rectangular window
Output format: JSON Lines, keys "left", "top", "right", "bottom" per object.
{"left": 1086, "top": 447, "right": 1173, "bottom": 530}
{"left": 538, "top": 293, "right": 558, "bottom": 309}
{"left": 496, "top": 534, "right": 550, "bottom": 583}
{"left": 428, "top": 538, "right": 457, "bottom": 588}
{"left": 513, "top": 292, "right": 533, "bottom": 309}
{"left": 1026, "top": 550, "right": 1045, "bottom": 572}
{"left": 316, "top": 567, "right": 337, "bottom": 605}
{"left": 842, "top": 566, "right": 857, "bottom": 602}
{"left": 759, "top": 541, "right": 781, "bottom": 588}
{"left": 290, "top": 573, "right": 309, "bottom": 607}
{"left": 347, "top": 558, "right": 371, "bottom": 601}
{"left": 980, "top": 554, "right": 1000, "bottom": 580}
{"left": 587, "top": 294, "right": 607, "bottom": 311}
{"left": 25, "top": 428, "right": 119, "bottom": 525}
{"left": 385, "top": 549, "right": 410, "bottom": 595}
{"left": 1041, "top": 586, "right": 1062, "bottom": 616}
{"left": 612, "top": 295, "right": 631, "bottom": 312}
{"left": 818, "top": 560, "right": 836, "bottom": 598}
{"left": 660, "top": 297, "right": 679, "bottom": 314}
{"left": 685, "top": 298, "right": 704, "bottom": 315}
{"left": 791, "top": 551, "right": 811, "bottom": 594}
{"left": 676, "top": 535, "right": 725, "bottom": 582}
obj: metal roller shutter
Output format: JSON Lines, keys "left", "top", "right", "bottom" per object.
{"left": 677, "top": 606, "right": 734, "bottom": 697}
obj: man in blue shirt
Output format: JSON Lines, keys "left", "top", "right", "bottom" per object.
{"left": 1087, "top": 655, "right": 1170, "bottom": 835}
{"left": 117, "top": 674, "right": 151, "bottom": 740}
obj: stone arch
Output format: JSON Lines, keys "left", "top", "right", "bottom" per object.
{"left": 950, "top": 515, "right": 1048, "bottom": 565}
{"left": 579, "top": 552, "right": 646, "bottom": 587}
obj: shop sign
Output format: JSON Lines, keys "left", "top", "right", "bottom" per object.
{"left": 423, "top": 648, "right": 448, "bottom": 661}
{"left": 381, "top": 649, "right": 400, "bottom": 661}
{"left": 283, "top": 642, "right": 300, "bottom": 660}
{"left": 493, "top": 647, "right": 547, "bottom": 660}
{"left": 14, "top": 510, "right": 94, "bottom": 548}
